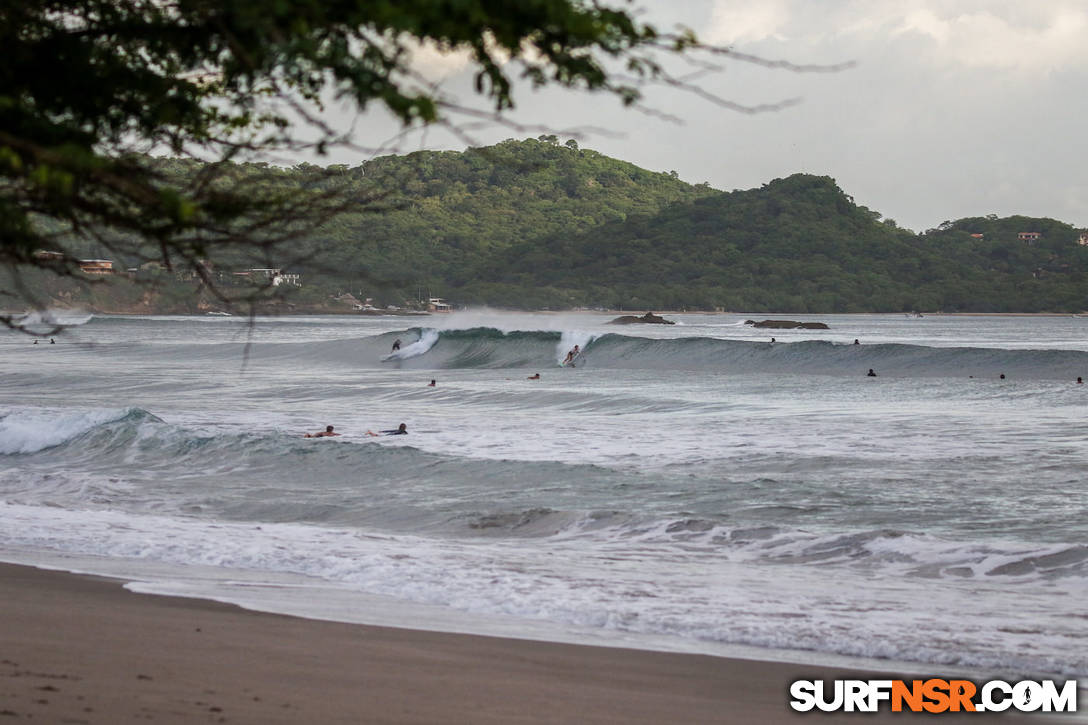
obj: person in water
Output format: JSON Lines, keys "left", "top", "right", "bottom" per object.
{"left": 853, "top": 339, "right": 860, "bottom": 345}
{"left": 304, "top": 425, "right": 340, "bottom": 438}
{"left": 867, "top": 369, "right": 877, "bottom": 377}
{"left": 367, "top": 423, "right": 408, "bottom": 436}
{"left": 391, "top": 338, "right": 401, "bottom": 352}
{"left": 527, "top": 373, "right": 540, "bottom": 380}
{"left": 563, "top": 345, "right": 580, "bottom": 364}
{"left": 428, "top": 379, "right": 436, "bottom": 387}
{"left": 1078, "top": 377, "right": 1083, "bottom": 384}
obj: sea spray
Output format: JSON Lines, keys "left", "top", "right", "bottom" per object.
{"left": 385, "top": 328, "right": 440, "bottom": 360}
{"left": 365, "top": 328, "right": 1088, "bottom": 378}
{"left": 0, "top": 407, "right": 158, "bottom": 455}
{"left": 556, "top": 330, "right": 597, "bottom": 365}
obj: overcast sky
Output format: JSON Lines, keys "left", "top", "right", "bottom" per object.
{"left": 326, "top": 0, "right": 1088, "bottom": 233}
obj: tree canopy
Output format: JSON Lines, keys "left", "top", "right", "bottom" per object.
{"left": 1, "top": 0, "right": 714, "bottom": 323}
{"left": 468, "top": 169, "right": 1088, "bottom": 312}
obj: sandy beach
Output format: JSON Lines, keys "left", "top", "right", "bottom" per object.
{"left": 1, "top": 563, "right": 1056, "bottom": 724}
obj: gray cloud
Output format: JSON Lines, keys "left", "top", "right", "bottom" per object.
{"left": 323, "top": 1, "right": 1088, "bottom": 232}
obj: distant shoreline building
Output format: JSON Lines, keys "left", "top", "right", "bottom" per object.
{"left": 427, "top": 297, "right": 452, "bottom": 312}
{"left": 77, "top": 259, "right": 114, "bottom": 274}
{"left": 32, "top": 250, "right": 115, "bottom": 274}
{"left": 231, "top": 268, "right": 301, "bottom": 286}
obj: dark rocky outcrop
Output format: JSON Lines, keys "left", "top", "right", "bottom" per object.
{"left": 609, "top": 311, "right": 675, "bottom": 325}
{"left": 745, "top": 319, "right": 830, "bottom": 329}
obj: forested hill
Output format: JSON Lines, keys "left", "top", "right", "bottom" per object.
{"left": 456, "top": 170, "right": 1087, "bottom": 313}
{"left": 307, "top": 137, "right": 716, "bottom": 290}
{"left": 311, "top": 139, "right": 1086, "bottom": 312}
{"left": 471, "top": 173, "right": 920, "bottom": 311}
{"left": 44, "top": 138, "right": 1088, "bottom": 313}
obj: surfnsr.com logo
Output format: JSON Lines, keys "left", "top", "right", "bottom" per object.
{"left": 789, "top": 679, "right": 1078, "bottom": 713}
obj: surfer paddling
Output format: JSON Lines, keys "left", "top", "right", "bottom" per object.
{"left": 367, "top": 423, "right": 408, "bottom": 436}
{"left": 304, "top": 425, "right": 340, "bottom": 438}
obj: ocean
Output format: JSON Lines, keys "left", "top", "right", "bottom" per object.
{"left": 2, "top": 311, "right": 1086, "bottom": 686}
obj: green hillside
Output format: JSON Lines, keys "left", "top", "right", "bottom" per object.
{"left": 463, "top": 173, "right": 1088, "bottom": 312}
{"left": 467, "top": 174, "right": 917, "bottom": 310}
{"left": 302, "top": 136, "right": 716, "bottom": 292}
{"left": 21, "top": 139, "right": 1088, "bottom": 313}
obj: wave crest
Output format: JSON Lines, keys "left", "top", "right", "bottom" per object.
{"left": 368, "top": 327, "right": 1088, "bottom": 378}
{"left": 0, "top": 407, "right": 159, "bottom": 455}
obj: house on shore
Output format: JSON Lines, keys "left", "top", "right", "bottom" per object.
{"left": 78, "top": 259, "right": 114, "bottom": 274}
{"left": 232, "top": 268, "right": 302, "bottom": 286}
{"left": 32, "top": 250, "right": 114, "bottom": 275}
{"left": 33, "top": 250, "right": 65, "bottom": 263}
{"left": 427, "top": 297, "right": 452, "bottom": 312}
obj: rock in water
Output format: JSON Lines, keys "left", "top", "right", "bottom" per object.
{"left": 609, "top": 311, "right": 676, "bottom": 325}
{"left": 745, "top": 319, "right": 830, "bottom": 329}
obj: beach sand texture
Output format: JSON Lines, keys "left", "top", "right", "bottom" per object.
{"left": 1, "top": 563, "right": 1049, "bottom": 724}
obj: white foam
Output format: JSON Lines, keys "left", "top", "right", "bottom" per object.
{"left": 428, "top": 308, "right": 599, "bottom": 333}
{"left": 5, "top": 313, "right": 1088, "bottom": 687}
{"left": 556, "top": 330, "right": 596, "bottom": 364}
{"left": 0, "top": 407, "right": 131, "bottom": 455}
{"left": 14, "top": 308, "right": 93, "bottom": 329}
{"left": 385, "top": 328, "right": 440, "bottom": 360}
{"left": 1, "top": 502, "right": 1084, "bottom": 680}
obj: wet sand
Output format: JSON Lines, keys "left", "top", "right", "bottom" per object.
{"left": 0, "top": 562, "right": 1050, "bottom": 723}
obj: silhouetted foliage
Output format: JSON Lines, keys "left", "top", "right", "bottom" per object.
{"left": 3, "top": 0, "right": 720, "bottom": 325}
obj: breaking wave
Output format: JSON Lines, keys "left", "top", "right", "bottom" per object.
{"left": 369, "top": 327, "right": 1088, "bottom": 379}
{"left": 12, "top": 309, "right": 94, "bottom": 330}
{"left": 3, "top": 406, "right": 1086, "bottom": 588}
{"left": 58, "top": 324, "right": 1088, "bottom": 379}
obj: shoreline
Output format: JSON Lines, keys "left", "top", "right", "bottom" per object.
{"left": 15, "top": 306, "right": 1088, "bottom": 319}
{"left": 0, "top": 562, "right": 1057, "bottom": 723}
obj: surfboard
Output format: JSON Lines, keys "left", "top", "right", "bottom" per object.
{"left": 561, "top": 350, "right": 585, "bottom": 368}
{"left": 381, "top": 346, "right": 408, "bottom": 362}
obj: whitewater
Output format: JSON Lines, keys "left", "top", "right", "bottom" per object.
{"left": 1, "top": 311, "right": 1086, "bottom": 688}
